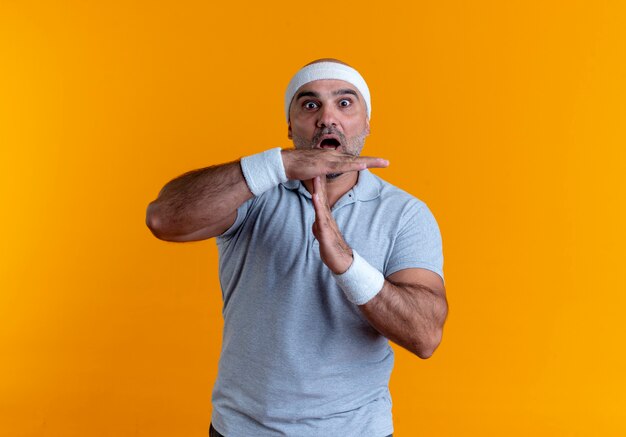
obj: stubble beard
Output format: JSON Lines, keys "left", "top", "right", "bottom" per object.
{"left": 292, "top": 128, "right": 369, "bottom": 180}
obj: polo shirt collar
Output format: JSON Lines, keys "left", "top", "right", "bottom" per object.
{"left": 279, "top": 169, "right": 381, "bottom": 202}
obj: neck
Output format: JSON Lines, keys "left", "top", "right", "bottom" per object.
{"left": 303, "top": 171, "right": 360, "bottom": 208}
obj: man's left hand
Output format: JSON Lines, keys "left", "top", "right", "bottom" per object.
{"left": 311, "top": 176, "right": 354, "bottom": 274}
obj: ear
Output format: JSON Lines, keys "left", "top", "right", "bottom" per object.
{"left": 287, "top": 121, "right": 292, "bottom": 139}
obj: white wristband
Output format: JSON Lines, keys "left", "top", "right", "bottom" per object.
{"left": 332, "top": 250, "right": 385, "bottom": 305}
{"left": 240, "top": 147, "right": 288, "bottom": 196}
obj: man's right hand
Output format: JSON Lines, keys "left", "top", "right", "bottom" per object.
{"left": 280, "top": 149, "right": 389, "bottom": 181}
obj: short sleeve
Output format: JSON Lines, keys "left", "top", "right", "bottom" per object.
{"left": 216, "top": 196, "right": 257, "bottom": 242}
{"left": 384, "top": 201, "right": 445, "bottom": 284}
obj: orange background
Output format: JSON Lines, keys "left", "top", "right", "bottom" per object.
{"left": 2, "top": 1, "right": 625, "bottom": 436}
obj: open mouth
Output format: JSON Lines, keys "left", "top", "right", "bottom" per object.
{"left": 319, "top": 138, "right": 341, "bottom": 149}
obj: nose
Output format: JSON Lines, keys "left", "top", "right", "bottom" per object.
{"left": 316, "top": 104, "right": 338, "bottom": 128}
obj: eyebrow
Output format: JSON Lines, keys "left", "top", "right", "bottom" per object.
{"left": 295, "top": 88, "right": 360, "bottom": 101}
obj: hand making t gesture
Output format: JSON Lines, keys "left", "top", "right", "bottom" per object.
{"left": 311, "top": 175, "right": 355, "bottom": 275}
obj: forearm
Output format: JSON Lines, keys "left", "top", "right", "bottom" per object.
{"left": 359, "top": 280, "right": 448, "bottom": 359}
{"left": 146, "top": 147, "right": 387, "bottom": 241}
{"left": 309, "top": 176, "right": 447, "bottom": 358}
{"left": 146, "top": 160, "right": 253, "bottom": 238}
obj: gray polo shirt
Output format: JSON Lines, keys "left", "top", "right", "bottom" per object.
{"left": 211, "top": 169, "right": 444, "bottom": 437}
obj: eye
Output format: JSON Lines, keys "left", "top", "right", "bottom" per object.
{"left": 339, "top": 99, "right": 351, "bottom": 107}
{"left": 304, "top": 101, "right": 319, "bottom": 110}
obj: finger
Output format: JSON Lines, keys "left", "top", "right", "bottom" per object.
{"left": 348, "top": 156, "right": 390, "bottom": 169}
{"left": 316, "top": 174, "right": 330, "bottom": 209}
{"left": 312, "top": 178, "right": 327, "bottom": 216}
{"left": 312, "top": 179, "right": 333, "bottom": 233}
{"left": 312, "top": 176, "right": 322, "bottom": 211}
{"left": 324, "top": 156, "right": 389, "bottom": 175}
{"left": 312, "top": 175, "right": 321, "bottom": 204}
{"left": 312, "top": 175, "right": 320, "bottom": 192}
{"left": 312, "top": 186, "right": 327, "bottom": 228}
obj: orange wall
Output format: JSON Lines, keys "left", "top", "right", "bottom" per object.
{"left": 1, "top": 1, "right": 625, "bottom": 435}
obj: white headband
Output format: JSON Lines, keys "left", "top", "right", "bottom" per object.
{"left": 284, "top": 62, "right": 371, "bottom": 122}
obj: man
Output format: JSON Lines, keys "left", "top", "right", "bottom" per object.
{"left": 146, "top": 58, "right": 448, "bottom": 437}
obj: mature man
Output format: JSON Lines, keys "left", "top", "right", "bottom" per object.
{"left": 146, "top": 58, "right": 448, "bottom": 437}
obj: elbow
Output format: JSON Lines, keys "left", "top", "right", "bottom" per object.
{"left": 415, "top": 298, "right": 448, "bottom": 359}
{"left": 413, "top": 329, "right": 443, "bottom": 360}
{"left": 146, "top": 201, "right": 168, "bottom": 239}
{"left": 415, "top": 345, "right": 437, "bottom": 360}
{"left": 146, "top": 201, "right": 216, "bottom": 242}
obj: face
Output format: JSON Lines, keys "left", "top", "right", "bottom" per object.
{"left": 288, "top": 79, "right": 370, "bottom": 157}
